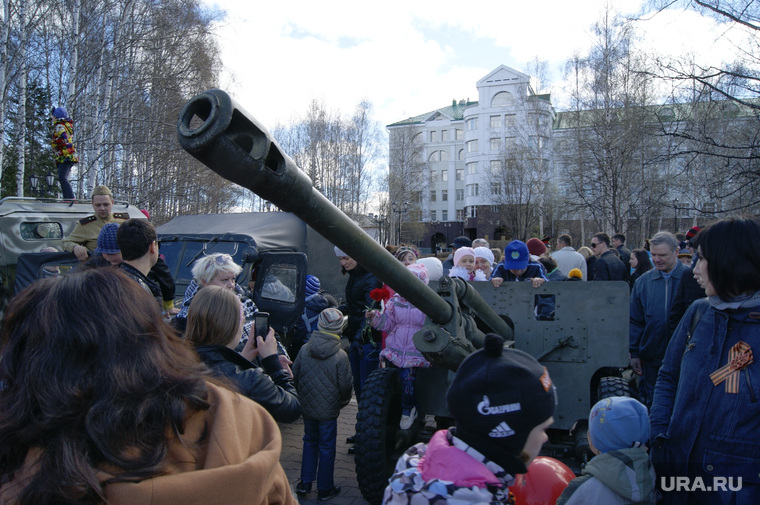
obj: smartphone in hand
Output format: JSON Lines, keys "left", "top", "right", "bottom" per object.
{"left": 253, "top": 312, "right": 269, "bottom": 347}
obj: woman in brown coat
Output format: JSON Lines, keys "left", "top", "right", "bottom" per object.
{"left": 0, "top": 268, "right": 296, "bottom": 505}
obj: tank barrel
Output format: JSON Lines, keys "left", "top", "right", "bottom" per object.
{"left": 177, "top": 89, "right": 455, "bottom": 325}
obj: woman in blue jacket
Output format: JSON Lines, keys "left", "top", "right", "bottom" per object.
{"left": 650, "top": 216, "right": 760, "bottom": 505}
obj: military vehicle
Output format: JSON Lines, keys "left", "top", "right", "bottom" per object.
{"left": 176, "top": 90, "right": 633, "bottom": 504}
{"left": 156, "top": 211, "right": 346, "bottom": 334}
{"left": 0, "top": 197, "right": 146, "bottom": 312}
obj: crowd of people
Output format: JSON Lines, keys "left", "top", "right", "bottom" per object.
{"left": 1, "top": 198, "right": 758, "bottom": 505}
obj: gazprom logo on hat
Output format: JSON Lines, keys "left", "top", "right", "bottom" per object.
{"left": 477, "top": 395, "right": 521, "bottom": 415}
{"left": 511, "top": 250, "right": 520, "bottom": 260}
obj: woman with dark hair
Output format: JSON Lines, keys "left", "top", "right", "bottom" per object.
{"left": 650, "top": 216, "right": 760, "bottom": 505}
{"left": 185, "top": 286, "right": 301, "bottom": 423}
{"left": 0, "top": 269, "right": 296, "bottom": 505}
{"left": 628, "top": 248, "right": 653, "bottom": 289}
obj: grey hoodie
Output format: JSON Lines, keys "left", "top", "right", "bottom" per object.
{"left": 557, "top": 448, "right": 657, "bottom": 505}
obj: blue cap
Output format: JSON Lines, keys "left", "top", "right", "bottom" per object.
{"left": 503, "top": 240, "right": 529, "bottom": 270}
{"left": 95, "top": 223, "right": 121, "bottom": 254}
{"left": 52, "top": 107, "right": 68, "bottom": 119}
{"left": 588, "top": 397, "right": 649, "bottom": 454}
{"left": 305, "top": 275, "right": 320, "bottom": 296}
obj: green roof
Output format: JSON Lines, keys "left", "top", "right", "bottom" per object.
{"left": 387, "top": 100, "right": 478, "bottom": 127}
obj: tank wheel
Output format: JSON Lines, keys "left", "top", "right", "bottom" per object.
{"left": 598, "top": 376, "right": 633, "bottom": 400}
{"left": 355, "top": 367, "right": 412, "bottom": 505}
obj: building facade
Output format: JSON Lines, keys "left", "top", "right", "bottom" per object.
{"left": 388, "top": 64, "right": 760, "bottom": 253}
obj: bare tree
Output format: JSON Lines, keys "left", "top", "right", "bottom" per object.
{"left": 558, "top": 7, "right": 663, "bottom": 239}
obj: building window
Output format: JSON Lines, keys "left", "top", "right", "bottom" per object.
{"left": 441, "top": 130, "right": 449, "bottom": 141}
{"left": 467, "top": 140, "right": 479, "bottom": 152}
{"left": 466, "top": 162, "right": 478, "bottom": 175}
{"left": 491, "top": 205, "right": 500, "bottom": 213}
{"left": 442, "top": 170, "right": 448, "bottom": 182}
{"left": 430, "top": 190, "right": 437, "bottom": 202}
{"left": 490, "top": 115, "right": 501, "bottom": 128}
{"left": 505, "top": 137, "right": 516, "bottom": 148}
{"left": 490, "top": 138, "right": 500, "bottom": 151}
{"left": 492, "top": 91, "right": 514, "bottom": 107}
{"left": 442, "top": 190, "right": 448, "bottom": 201}
{"left": 456, "top": 169, "right": 463, "bottom": 181}
{"left": 430, "top": 131, "right": 438, "bottom": 142}
{"left": 457, "top": 209, "right": 465, "bottom": 221}
{"left": 431, "top": 210, "right": 437, "bottom": 221}
{"left": 458, "top": 149, "right": 464, "bottom": 160}
{"left": 455, "top": 129, "right": 464, "bottom": 140}
{"left": 490, "top": 160, "right": 501, "bottom": 170}
{"left": 442, "top": 210, "right": 448, "bottom": 221}
{"left": 466, "top": 118, "right": 478, "bottom": 131}
{"left": 428, "top": 151, "right": 440, "bottom": 162}
{"left": 468, "top": 184, "right": 479, "bottom": 196}
{"left": 456, "top": 189, "right": 464, "bottom": 201}
{"left": 412, "top": 191, "right": 422, "bottom": 203}
{"left": 440, "top": 150, "right": 450, "bottom": 161}
{"left": 491, "top": 182, "right": 501, "bottom": 195}
{"left": 504, "top": 115, "right": 516, "bottom": 127}
{"left": 470, "top": 206, "right": 478, "bottom": 218}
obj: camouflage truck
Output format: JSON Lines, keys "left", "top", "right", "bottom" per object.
{"left": 176, "top": 90, "right": 635, "bottom": 504}
{"left": 0, "top": 197, "right": 146, "bottom": 313}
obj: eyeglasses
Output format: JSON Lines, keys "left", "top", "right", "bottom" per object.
{"left": 590, "top": 243, "right": 598, "bottom": 249}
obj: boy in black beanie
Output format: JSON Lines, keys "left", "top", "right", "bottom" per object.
{"left": 382, "top": 333, "right": 557, "bottom": 505}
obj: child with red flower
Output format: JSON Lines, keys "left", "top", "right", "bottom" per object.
{"left": 367, "top": 263, "right": 431, "bottom": 429}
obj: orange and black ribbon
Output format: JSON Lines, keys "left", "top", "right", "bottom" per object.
{"left": 710, "top": 341, "right": 753, "bottom": 393}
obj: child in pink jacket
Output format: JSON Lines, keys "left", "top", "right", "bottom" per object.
{"left": 367, "top": 263, "right": 430, "bottom": 429}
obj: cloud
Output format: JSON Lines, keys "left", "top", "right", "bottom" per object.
{"left": 206, "top": 0, "right": 746, "bottom": 131}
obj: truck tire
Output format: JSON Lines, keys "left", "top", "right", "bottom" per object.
{"left": 598, "top": 376, "right": 632, "bottom": 400}
{"left": 355, "top": 367, "right": 406, "bottom": 505}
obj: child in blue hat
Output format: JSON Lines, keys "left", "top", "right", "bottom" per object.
{"left": 557, "top": 396, "right": 657, "bottom": 504}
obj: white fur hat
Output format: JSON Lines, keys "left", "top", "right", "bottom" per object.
{"left": 416, "top": 257, "right": 443, "bottom": 281}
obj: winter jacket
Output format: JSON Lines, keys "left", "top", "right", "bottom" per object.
{"left": 0, "top": 383, "right": 296, "bottom": 505}
{"left": 51, "top": 117, "right": 78, "bottom": 163}
{"left": 594, "top": 251, "right": 627, "bottom": 281}
{"left": 292, "top": 330, "right": 352, "bottom": 420}
{"left": 195, "top": 345, "right": 301, "bottom": 423}
{"left": 383, "top": 429, "right": 515, "bottom": 505}
{"left": 338, "top": 264, "right": 381, "bottom": 343}
{"left": 552, "top": 246, "right": 588, "bottom": 280}
{"left": 667, "top": 267, "right": 706, "bottom": 335}
{"left": 650, "top": 295, "right": 760, "bottom": 505}
{"left": 289, "top": 292, "right": 337, "bottom": 357}
{"left": 556, "top": 448, "right": 656, "bottom": 505}
{"left": 546, "top": 268, "right": 569, "bottom": 281}
{"left": 174, "top": 280, "right": 257, "bottom": 343}
{"left": 370, "top": 294, "right": 430, "bottom": 369}
{"left": 629, "top": 262, "right": 686, "bottom": 364}
{"left": 491, "top": 261, "right": 548, "bottom": 282}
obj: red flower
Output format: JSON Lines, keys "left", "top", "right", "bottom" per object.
{"left": 370, "top": 287, "right": 391, "bottom": 302}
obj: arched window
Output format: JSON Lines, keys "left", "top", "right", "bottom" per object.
{"left": 440, "top": 150, "right": 450, "bottom": 161}
{"left": 428, "top": 151, "right": 441, "bottom": 162}
{"left": 492, "top": 91, "right": 514, "bottom": 107}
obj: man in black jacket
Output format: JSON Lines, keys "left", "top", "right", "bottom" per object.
{"left": 591, "top": 232, "right": 627, "bottom": 281}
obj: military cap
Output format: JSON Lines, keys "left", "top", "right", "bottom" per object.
{"left": 92, "top": 185, "right": 113, "bottom": 198}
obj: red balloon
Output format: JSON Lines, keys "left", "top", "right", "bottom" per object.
{"left": 508, "top": 457, "right": 576, "bottom": 505}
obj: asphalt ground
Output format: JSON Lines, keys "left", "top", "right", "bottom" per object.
{"left": 278, "top": 398, "right": 371, "bottom": 505}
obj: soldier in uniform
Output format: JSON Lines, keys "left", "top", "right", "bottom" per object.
{"left": 62, "top": 185, "right": 129, "bottom": 261}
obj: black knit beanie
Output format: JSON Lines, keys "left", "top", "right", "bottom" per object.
{"left": 447, "top": 334, "right": 557, "bottom": 474}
